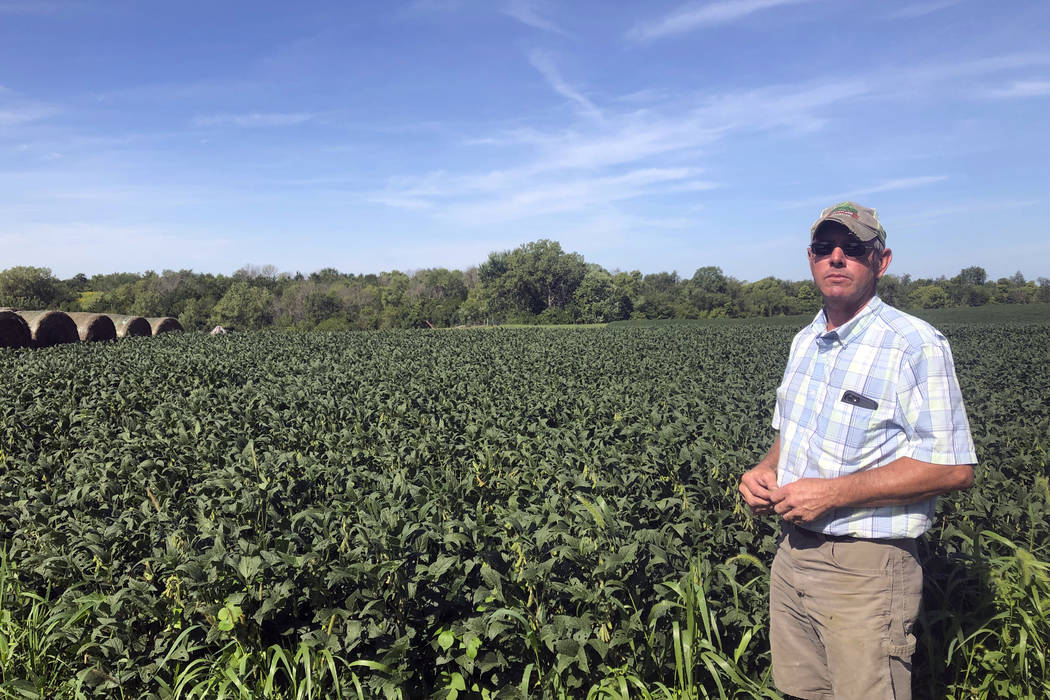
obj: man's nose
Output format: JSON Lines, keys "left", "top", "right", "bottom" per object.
{"left": 829, "top": 246, "right": 847, "bottom": 265}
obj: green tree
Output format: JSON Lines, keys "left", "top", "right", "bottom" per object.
{"left": 341, "top": 281, "right": 384, "bottom": 330}
{"left": 690, "top": 266, "right": 728, "bottom": 294}
{"left": 740, "top": 277, "right": 792, "bottom": 317}
{"left": 955, "top": 266, "right": 987, "bottom": 287}
{"left": 476, "top": 240, "right": 587, "bottom": 320}
{"left": 309, "top": 268, "right": 346, "bottom": 284}
{"left": 88, "top": 271, "right": 143, "bottom": 291}
{"left": 271, "top": 282, "right": 314, "bottom": 328}
{"left": 457, "top": 285, "right": 496, "bottom": 326}
{"left": 877, "top": 273, "right": 910, "bottom": 308}
{"left": 65, "top": 273, "right": 89, "bottom": 294}
{"left": 374, "top": 271, "right": 408, "bottom": 327}
{"left": 304, "top": 290, "right": 344, "bottom": 327}
{"left": 574, "top": 268, "right": 631, "bottom": 323}
{"left": 990, "top": 274, "right": 1032, "bottom": 304}
{"left": 910, "top": 284, "right": 950, "bottom": 309}
{"left": 179, "top": 297, "right": 215, "bottom": 332}
{"left": 407, "top": 268, "right": 468, "bottom": 327}
{"left": 1037, "top": 278, "right": 1050, "bottom": 303}
{"left": 0, "top": 266, "right": 75, "bottom": 309}
{"left": 211, "top": 282, "right": 274, "bottom": 330}
{"left": 635, "top": 272, "right": 683, "bottom": 319}
{"left": 947, "top": 266, "right": 990, "bottom": 306}
{"left": 685, "top": 266, "right": 733, "bottom": 316}
{"left": 792, "top": 280, "right": 822, "bottom": 314}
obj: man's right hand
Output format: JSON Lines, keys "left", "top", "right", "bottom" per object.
{"left": 740, "top": 437, "right": 781, "bottom": 516}
{"left": 739, "top": 463, "right": 779, "bottom": 515}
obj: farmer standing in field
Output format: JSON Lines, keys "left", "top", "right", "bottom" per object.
{"left": 738, "top": 201, "right": 977, "bottom": 700}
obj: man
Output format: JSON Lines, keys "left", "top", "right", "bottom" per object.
{"left": 738, "top": 201, "right": 976, "bottom": 700}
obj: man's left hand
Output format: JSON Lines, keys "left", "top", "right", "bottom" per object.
{"left": 769, "top": 478, "right": 839, "bottom": 524}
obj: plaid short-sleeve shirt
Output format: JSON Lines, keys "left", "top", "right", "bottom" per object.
{"left": 772, "top": 296, "right": 977, "bottom": 539}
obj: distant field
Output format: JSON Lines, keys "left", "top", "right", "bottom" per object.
{"left": 608, "top": 302, "right": 1050, "bottom": 329}
{"left": 909, "top": 302, "right": 1050, "bottom": 324}
{"left": 489, "top": 322, "right": 608, "bottom": 330}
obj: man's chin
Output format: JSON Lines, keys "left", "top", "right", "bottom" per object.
{"left": 820, "top": 287, "right": 854, "bottom": 299}
{"left": 821, "top": 288, "right": 871, "bottom": 306}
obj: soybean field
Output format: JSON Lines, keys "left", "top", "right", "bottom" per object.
{"left": 0, "top": 310, "right": 1047, "bottom": 698}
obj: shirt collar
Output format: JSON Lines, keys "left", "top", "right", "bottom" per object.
{"left": 809, "top": 295, "right": 883, "bottom": 347}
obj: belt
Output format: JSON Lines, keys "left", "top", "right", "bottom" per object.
{"left": 782, "top": 521, "right": 915, "bottom": 549}
{"left": 783, "top": 521, "right": 860, "bottom": 543}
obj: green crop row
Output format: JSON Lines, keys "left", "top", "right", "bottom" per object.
{"left": 0, "top": 321, "right": 1047, "bottom": 698}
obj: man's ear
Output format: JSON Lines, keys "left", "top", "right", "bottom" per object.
{"left": 875, "top": 248, "right": 892, "bottom": 279}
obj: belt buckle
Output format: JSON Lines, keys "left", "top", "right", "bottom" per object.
{"left": 786, "top": 522, "right": 825, "bottom": 546}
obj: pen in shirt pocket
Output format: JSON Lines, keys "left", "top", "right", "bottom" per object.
{"left": 841, "top": 390, "right": 878, "bottom": 410}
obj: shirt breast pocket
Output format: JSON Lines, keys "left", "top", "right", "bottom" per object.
{"left": 836, "top": 389, "right": 894, "bottom": 452}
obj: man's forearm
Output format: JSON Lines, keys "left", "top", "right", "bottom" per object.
{"left": 828, "top": 456, "right": 974, "bottom": 508}
{"left": 757, "top": 436, "right": 780, "bottom": 475}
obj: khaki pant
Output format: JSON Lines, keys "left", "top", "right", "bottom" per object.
{"left": 770, "top": 523, "right": 923, "bottom": 700}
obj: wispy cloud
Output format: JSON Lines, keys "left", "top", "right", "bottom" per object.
{"left": 856, "top": 176, "right": 951, "bottom": 195}
{"left": 902, "top": 52, "right": 1050, "bottom": 84}
{"left": 615, "top": 88, "right": 677, "bottom": 105}
{"left": 370, "top": 49, "right": 1041, "bottom": 240}
{"left": 366, "top": 195, "right": 436, "bottom": 210}
{"left": 875, "top": 53, "right": 1050, "bottom": 104}
{"left": 896, "top": 197, "right": 1042, "bottom": 224}
{"left": 0, "top": 105, "right": 58, "bottom": 127}
{"left": 982, "top": 79, "right": 1050, "bottom": 99}
{"left": 192, "top": 112, "right": 317, "bottom": 128}
{"left": 502, "top": 0, "right": 568, "bottom": 35}
{"left": 528, "top": 51, "right": 603, "bottom": 122}
{"left": 629, "top": 0, "right": 818, "bottom": 41}
{"left": 788, "top": 176, "right": 950, "bottom": 209}
{"left": 0, "top": 88, "right": 59, "bottom": 126}
{"left": 886, "top": 1, "right": 965, "bottom": 20}
{"left": 369, "top": 75, "right": 878, "bottom": 224}
{"left": 445, "top": 168, "right": 714, "bottom": 224}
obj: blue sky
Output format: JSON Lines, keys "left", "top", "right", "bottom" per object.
{"left": 2, "top": 0, "right": 1048, "bottom": 283}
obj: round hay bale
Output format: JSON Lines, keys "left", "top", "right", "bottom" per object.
{"left": 0, "top": 310, "right": 32, "bottom": 349}
{"left": 16, "top": 310, "right": 80, "bottom": 348}
{"left": 66, "top": 312, "right": 117, "bottom": 342}
{"left": 147, "top": 317, "right": 184, "bottom": 335}
{"left": 106, "top": 314, "right": 152, "bottom": 338}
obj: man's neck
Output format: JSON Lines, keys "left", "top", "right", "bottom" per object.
{"left": 823, "top": 294, "right": 875, "bottom": 331}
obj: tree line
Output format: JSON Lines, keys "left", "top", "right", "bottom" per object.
{"left": 1, "top": 240, "right": 1047, "bottom": 331}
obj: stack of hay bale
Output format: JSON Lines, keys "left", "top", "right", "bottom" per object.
{"left": 0, "top": 309, "right": 183, "bottom": 350}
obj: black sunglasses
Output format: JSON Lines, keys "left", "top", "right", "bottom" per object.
{"left": 810, "top": 240, "right": 872, "bottom": 258}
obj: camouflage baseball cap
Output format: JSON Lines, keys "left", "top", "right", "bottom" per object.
{"left": 810, "top": 201, "right": 887, "bottom": 245}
